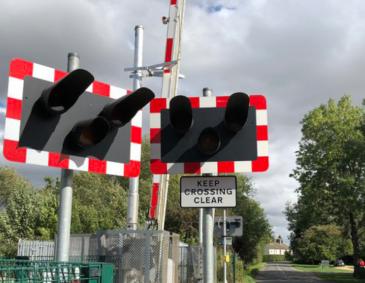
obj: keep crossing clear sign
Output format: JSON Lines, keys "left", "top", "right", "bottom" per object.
{"left": 180, "top": 176, "right": 237, "bottom": 208}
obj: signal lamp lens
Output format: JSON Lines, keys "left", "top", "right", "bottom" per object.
{"left": 72, "top": 117, "right": 110, "bottom": 148}
{"left": 198, "top": 127, "right": 221, "bottom": 155}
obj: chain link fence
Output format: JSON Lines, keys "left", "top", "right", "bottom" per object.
{"left": 16, "top": 231, "right": 218, "bottom": 282}
{"left": 17, "top": 230, "right": 183, "bottom": 283}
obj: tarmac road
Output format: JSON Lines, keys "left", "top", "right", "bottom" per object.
{"left": 255, "top": 263, "right": 334, "bottom": 283}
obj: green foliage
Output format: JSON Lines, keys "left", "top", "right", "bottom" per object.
{"left": 0, "top": 138, "right": 273, "bottom": 262}
{"left": 0, "top": 167, "right": 33, "bottom": 208}
{"left": 287, "top": 96, "right": 365, "bottom": 274}
{"left": 296, "top": 225, "right": 352, "bottom": 263}
{"left": 263, "top": 254, "right": 286, "bottom": 262}
{"left": 164, "top": 175, "right": 199, "bottom": 243}
{"left": 0, "top": 168, "right": 129, "bottom": 256}
{"left": 0, "top": 172, "right": 58, "bottom": 256}
{"left": 70, "top": 173, "right": 128, "bottom": 233}
{"left": 232, "top": 176, "right": 272, "bottom": 264}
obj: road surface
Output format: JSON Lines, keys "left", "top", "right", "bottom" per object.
{"left": 256, "top": 263, "right": 334, "bottom": 283}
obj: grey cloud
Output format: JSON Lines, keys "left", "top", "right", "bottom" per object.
{"left": 2, "top": 0, "right": 365, "bottom": 240}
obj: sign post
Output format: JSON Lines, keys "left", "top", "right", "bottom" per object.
{"left": 180, "top": 175, "right": 237, "bottom": 283}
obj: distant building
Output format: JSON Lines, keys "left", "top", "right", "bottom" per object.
{"left": 264, "top": 236, "right": 290, "bottom": 256}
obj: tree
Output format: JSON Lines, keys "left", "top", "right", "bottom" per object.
{"left": 232, "top": 197, "right": 272, "bottom": 264}
{"left": 296, "top": 225, "right": 352, "bottom": 263}
{"left": 0, "top": 167, "right": 33, "bottom": 208}
{"left": 0, "top": 169, "right": 130, "bottom": 256}
{"left": 231, "top": 176, "right": 272, "bottom": 264}
{"left": 70, "top": 173, "right": 128, "bottom": 233}
{"left": 290, "top": 96, "right": 365, "bottom": 276}
{"left": 164, "top": 175, "right": 199, "bottom": 243}
{"left": 0, "top": 176, "right": 57, "bottom": 256}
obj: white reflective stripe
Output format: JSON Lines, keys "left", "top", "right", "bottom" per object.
{"left": 150, "top": 113, "right": 161, "bottom": 129}
{"left": 109, "top": 85, "right": 126, "bottom": 99}
{"left": 200, "top": 162, "right": 217, "bottom": 173}
{"left": 153, "top": 174, "right": 161, "bottom": 183}
{"left": 129, "top": 142, "right": 142, "bottom": 161}
{"left": 131, "top": 111, "right": 142, "bottom": 128}
{"left": 106, "top": 161, "right": 124, "bottom": 176}
{"left": 33, "top": 64, "right": 55, "bottom": 82}
{"left": 7, "top": 77, "right": 24, "bottom": 99}
{"left": 161, "top": 75, "right": 171, "bottom": 98}
{"left": 168, "top": 163, "right": 184, "bottom": 174}
{"left": 151, "top": 143, "right": 161, "bottom": 159}
{"left": 199, "top": 97, "right": 216, "bottom": 108}
{"left": 26, "top": 149, "right": 49, "bottom": 166}
{"left": 4, "top": 118, "right": 21, "bottom": 141}
{"left": 257, "top": 141, "right": 269, "bottom": 156}
{"left": 167, "top": 5, "right": 178, "bottom": 38}
{"left": 86, "top": 85, "right": 93, "bottom": 93}
{"left": 256, "top": 110, "right": 268, "bottom": 126}
{"left": 234, "top": 161, "right": 252, "bottom": 172}
{"left": 68, "top": 156, "right": 89, "bottom": 170}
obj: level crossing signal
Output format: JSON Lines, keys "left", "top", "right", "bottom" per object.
{"left": 150, "top": 93, "right": 269, "bottom": 174}
{"left": 214, "top": 216, "right": 243, "bottom": 237}
{"left": 3, "top": 58, "right": 154, "bottom": 177}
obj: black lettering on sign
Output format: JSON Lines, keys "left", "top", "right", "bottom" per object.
{"left": 194, "top": 197, "right": 199, "bottom": 203}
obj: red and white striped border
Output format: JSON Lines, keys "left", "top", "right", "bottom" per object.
{"left": 3, "top": 58, "right": 142, "bottom": 177}
{"left": 149, "top": 95, "right": 269, "bottom": 174}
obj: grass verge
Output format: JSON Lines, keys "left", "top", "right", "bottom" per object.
{"left": 244, "top": 262, "right": 266, "bottom": 282}
{"left": 292, "top": 264, "right": 363, "bottom": 283}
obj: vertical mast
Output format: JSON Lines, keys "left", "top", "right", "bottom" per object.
{"left": 154, "top": 0, "right": 186, "bottom": 230}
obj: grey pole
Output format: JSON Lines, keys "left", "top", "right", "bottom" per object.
{"left": 202, "top": 88, "right": 214, "bottom": 283}
{"left": 127, "top": 25, "right": 143, "bottom": 230}
{"left": 223, "top": 209, "right": 227, "bottom": 283}
{"left": 198, "top": 208, "right": 203, "bottom": 283}
{"left": 203, "top": 207, "right": 214, "bottom": 283}
{"left": 199, "top": 209, "right": 203, "bottom": 245}
{"left": 55, "top": 52, "right": 79, "bottom": 261}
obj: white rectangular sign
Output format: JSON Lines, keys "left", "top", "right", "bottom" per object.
{"left": 180, "top": 176, "right": 237, "bottom": 208}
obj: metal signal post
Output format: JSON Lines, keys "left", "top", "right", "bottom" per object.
{"left": 127, "top": 25, "right": 144, "bottom": 230}
{"left": 55, "top": 52, "right": 79, "bottom": 262}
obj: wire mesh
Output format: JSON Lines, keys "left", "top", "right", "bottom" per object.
{"left": 0, "top": 259, "right": 111, "bottom": 282}
{"left": 17, "top": 230, "right": 182, "bottom": 283}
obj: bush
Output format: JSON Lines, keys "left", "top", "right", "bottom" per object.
{"left": 263, "top": 255, "right": 286, "bottom": 262}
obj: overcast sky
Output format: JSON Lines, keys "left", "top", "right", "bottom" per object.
{"left": 1, "top": 0, "right": 365, "bottom": 242}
